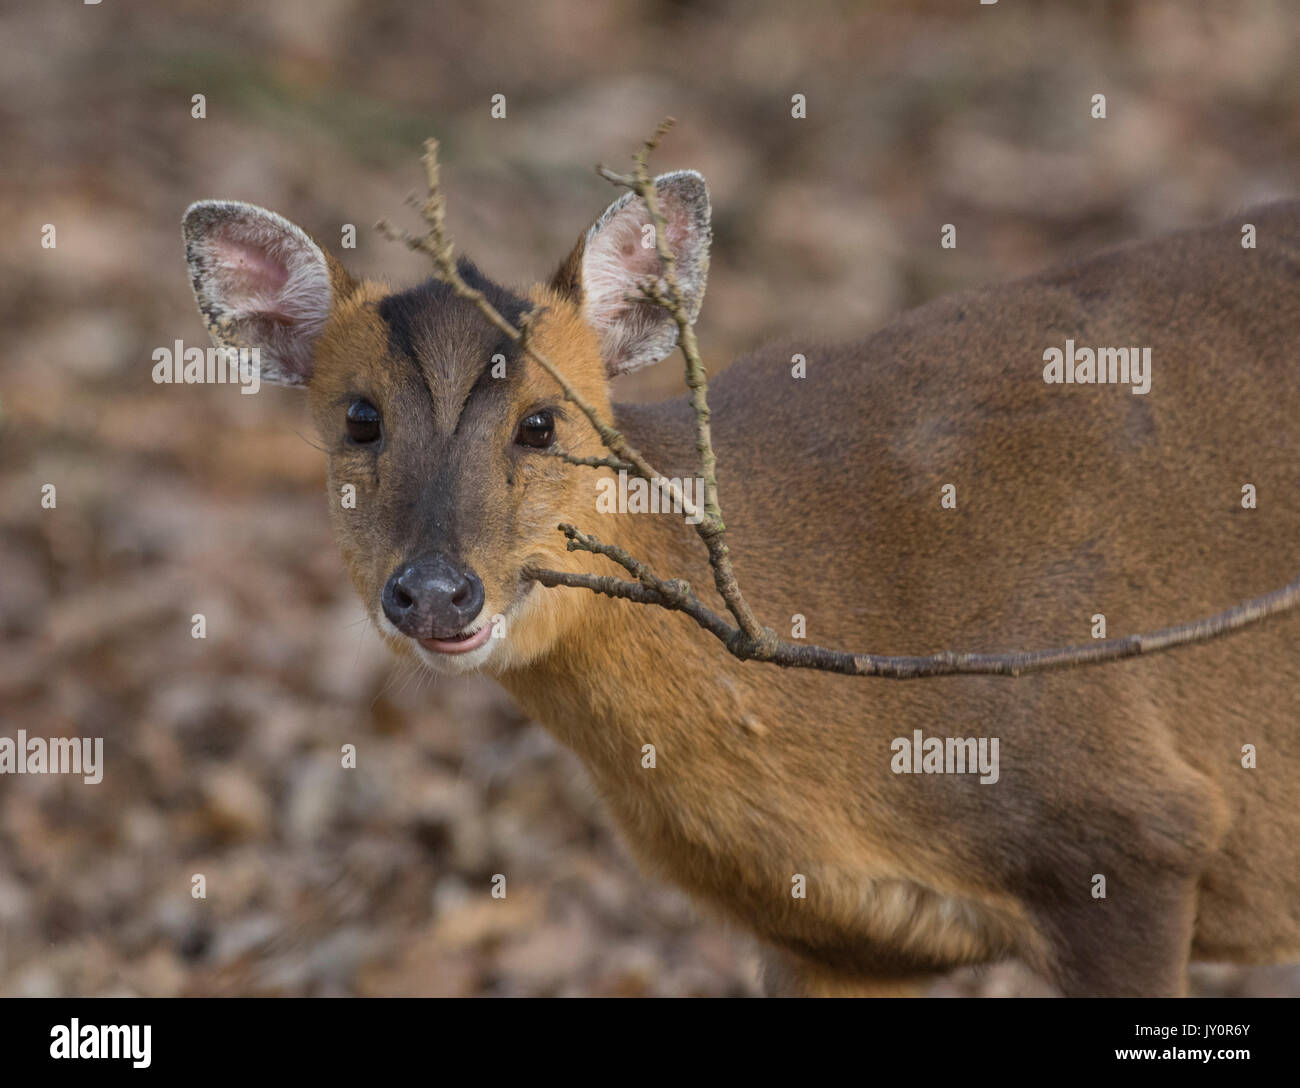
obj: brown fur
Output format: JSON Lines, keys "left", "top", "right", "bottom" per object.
{"left": 194, "top": 194, "right": 1300, "bottom": 996}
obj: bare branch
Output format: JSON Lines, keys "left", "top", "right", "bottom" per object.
{"left": 598, "top": 123, "right": 770, "bottom": 643}
{"left": 527, "top": 557, "right": 1300, "bottom": 679}
{"left": 543, "top": 448, "right": 635, "bottom": 473}
{"left": 525, "top": 523, "right": 738, "bottom": 647}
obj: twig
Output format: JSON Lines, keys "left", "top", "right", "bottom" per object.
{"left": 544, "top": 448, "right": 635, "bottom": 473}
{"left": 528, "top": 554, "right": 1300, "bottom": 678}
{"left": 603, "top": 128, "right": 768, "bottom": 644}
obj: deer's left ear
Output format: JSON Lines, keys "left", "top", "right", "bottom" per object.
{"left": 182, "top": 201, "right": 354, "bottom": 387}
{"left": 552, "top": 171, "right": 711, "bottom": 377}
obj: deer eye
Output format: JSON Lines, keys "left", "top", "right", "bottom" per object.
{"left": 514, "top": 409, "right": 555, "bottom": 449}
{"left": 346, "top": 399, "right": 382, "bottom": 445}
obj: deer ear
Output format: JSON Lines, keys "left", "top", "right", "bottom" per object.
{"left": 182, "top": 201, "right": 352, "bottom": 387}
{"left": 552, "top": 171, "right": 711, "bottom": 377}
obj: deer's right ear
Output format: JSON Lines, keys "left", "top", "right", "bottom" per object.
{"left": 551, "top": 171, "right": 711, "bottom": 377}
{"left": 182, "top": 201, "right": 352, "bottom": 387}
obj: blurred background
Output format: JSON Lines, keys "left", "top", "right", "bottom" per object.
{"left": 1, "top": 0, "right": 1298, "bottom": 996}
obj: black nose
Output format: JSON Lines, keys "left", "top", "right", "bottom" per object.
{"left": 381, "top": 555, "right": 485, "bottom": 640}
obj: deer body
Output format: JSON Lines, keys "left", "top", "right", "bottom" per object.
{"left": 184, "top": 179, "right": 1300, "bottom": 995}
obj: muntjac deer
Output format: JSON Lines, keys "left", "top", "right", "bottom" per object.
{"left": 182, "top": 177, "right": 1300, "bottom": 997}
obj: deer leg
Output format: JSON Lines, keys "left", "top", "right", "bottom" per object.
{"left": 1022, "top": 860, "right": 1201, "bottom": 997}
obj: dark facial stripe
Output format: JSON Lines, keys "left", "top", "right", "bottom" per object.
{"left": 375, "top": 257, "right": 534, "bottom": 434}
{"left": 376, "top": 258, "right": 532, "bottom": 363}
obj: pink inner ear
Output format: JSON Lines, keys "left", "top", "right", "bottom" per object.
{"left": 630, "top": 198, "right": 694, "bottom": 278}
{"left": 210, "top": 229, "right": 293, "bottom": 317}
{"left": 663, "top": 210, "right": 689, "bottom": 252}
{"left": 611, "top": 210, "right": 662, "bottom": 281}
{"left": 582, "top": 185, "right": 705, "bottom": 363}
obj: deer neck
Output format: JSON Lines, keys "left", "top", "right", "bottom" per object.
{"left": 496, "top": 497, "right": 712, "bottom": 772}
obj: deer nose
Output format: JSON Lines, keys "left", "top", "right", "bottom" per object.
{"left": 381, "top": 555, "right": 485, "bottom": 640}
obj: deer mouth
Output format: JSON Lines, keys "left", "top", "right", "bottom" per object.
{"left": 419, "top": 624, "right": 492, "bottom": 655}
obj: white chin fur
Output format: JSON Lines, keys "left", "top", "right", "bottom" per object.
{"left": 413, "top": 637, "right": 500, "bottom": 674}
{"left": 373, "top": 610, "right": 503, "bottom": 675}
